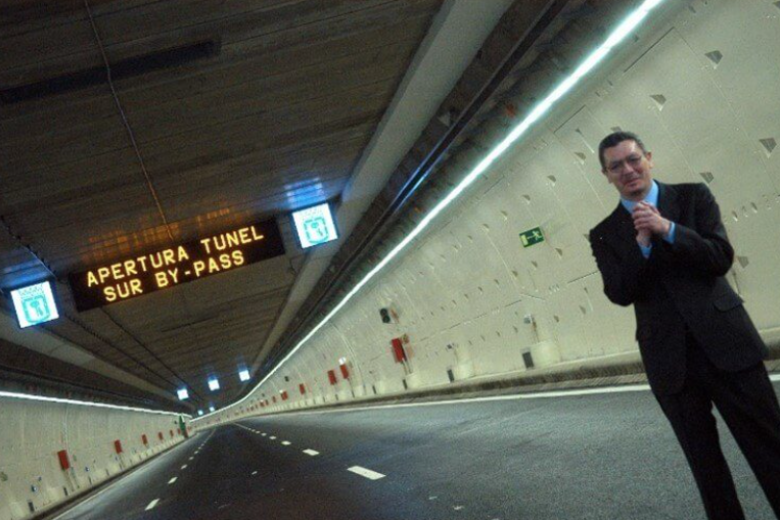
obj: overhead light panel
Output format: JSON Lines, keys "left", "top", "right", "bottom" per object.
{"left": 8, "top": 280, "right": 60, "bottom": 328}
{"left": 239, "top": 369, "right": 251, "bottom": 382}
{"left": 208, "top": 377, "right": 220, "bottom": 391}
{"left": 292, "top": 202, "right": 339, "bottom": 249}
{"left": 177, "top": 388, "right": 189, "bottom": 401}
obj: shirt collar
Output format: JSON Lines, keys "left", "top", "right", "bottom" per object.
{"left": 621, "top": 180, "right": 658, "bottom": 213}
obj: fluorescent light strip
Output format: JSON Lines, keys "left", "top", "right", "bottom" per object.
{"left": 192, "top": 0, "right": 667, "bottom": 422}
{"left": 0, "top": 391, "right": 189, "bottom": 418}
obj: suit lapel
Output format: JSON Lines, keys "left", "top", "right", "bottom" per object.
{"left": 656, "top": 181, "right": 681, "bottom": 223}
{"left": 608, "top": 203, "right": 637, "bottom": 245}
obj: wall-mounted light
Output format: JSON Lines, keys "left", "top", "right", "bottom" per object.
{"left": 209, "top": 406, "right": 215, "bottom": 412}
{"left": 197, "top": 409, "right": 204, "bottom": 416}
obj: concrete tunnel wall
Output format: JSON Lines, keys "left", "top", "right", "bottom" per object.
{"left": 217, "top": 0, "right": 780, "bottom": 418}
{"left": 0, "top": 395, "right": 188, "bottom": 520}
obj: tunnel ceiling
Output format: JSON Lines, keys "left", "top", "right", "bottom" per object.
{"left": 0, "top": 0, "right": 445, "bottom": 410}
{"left": 0, "top": 0, "right": 581, "bottom": 412}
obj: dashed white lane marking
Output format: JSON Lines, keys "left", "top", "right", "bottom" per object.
{"left": 282, "top": 441, "right": 291, "bottom": 446}
{"left": 145, "top": 499, "right": 160, "bottom": 511}
{"left": 181, "top": 465, "right": 187, "bottom": 470}
{"left": 303, "top": 449, "right": 319, "bottom": 456}
{"left": 347, "top": 466, "right": 385, "bottom": 480}
{"left": 269, "top": 436, "right": 277, "bottom": 440}
{"left": 168, "top": 477, "right": 177, "bottom": 485}
{"left": 262, "top": 433, "right": 267, "bottom": 437}
{"left": 453, "top": 505, "right": 464, "bottom": 511}
{"left": 252, "top": 471, "right": 258, "bottom": 475}
{"left": 189, "top": 457, "right": 194, "bottom": 461}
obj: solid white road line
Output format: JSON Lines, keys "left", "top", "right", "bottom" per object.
{"left": 282, "top": 441, "right": 291, "bottom": 446}
{"left": 347, "top": 466, "right": 385, "bottom": 480}
{"left": 278, "top": 384, "right": 655, "bottom": 418}
{"left": 145, "top": 499, "right": 160, "bottom": 511}
{"left": 168, "top": 477, "right": 177, "bottom": 485}
{"left": 303, "top": 449, "right": 320, "bottom": 456}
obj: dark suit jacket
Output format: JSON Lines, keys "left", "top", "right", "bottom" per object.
{"left": 590, "top": 182, "right": 767, "bottom": 395}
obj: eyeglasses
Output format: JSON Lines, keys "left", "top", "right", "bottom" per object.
{"left": 605, "top": 154, "right": 645, "bottom": 174}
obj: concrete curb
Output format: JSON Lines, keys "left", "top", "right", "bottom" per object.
{"left": 247, "top": 346, "right": 780, "bottom": 418}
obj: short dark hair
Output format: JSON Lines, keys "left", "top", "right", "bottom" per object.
{"left": 598, "top": 131, "right": 647, "bottom": 169}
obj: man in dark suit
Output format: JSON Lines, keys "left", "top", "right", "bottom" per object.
{"left": 590, "top": 131, "right": 780, "bottom": 519}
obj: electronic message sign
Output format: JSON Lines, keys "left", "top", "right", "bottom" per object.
{"left": 68, "top": 219, "right": 285, "bottom": 311}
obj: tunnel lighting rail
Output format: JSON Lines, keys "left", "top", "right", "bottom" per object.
{"left": 0, "top": 390, "right": 190, "bottom": 418}
{"left": 192, "top": 0, "right": 667, "bottom": 423}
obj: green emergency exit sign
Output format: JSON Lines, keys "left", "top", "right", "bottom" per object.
{"left": 519, "top": 227, "right": 544, "bottom": 248}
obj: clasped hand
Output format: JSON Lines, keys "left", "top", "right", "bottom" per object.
{"left": 633, "top": 202, "right": 671, "bottom": 247}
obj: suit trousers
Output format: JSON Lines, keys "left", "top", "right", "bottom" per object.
{"left": 655, "top": 332, "right": 780, "bottom": 520}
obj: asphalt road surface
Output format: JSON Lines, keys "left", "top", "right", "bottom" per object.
{"left": 51, "top": 383, "right": 780, "bottom": 520}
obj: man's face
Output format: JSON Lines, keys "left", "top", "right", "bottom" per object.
{"left": 601, "top": 139, "right": 654, "bottom": 201}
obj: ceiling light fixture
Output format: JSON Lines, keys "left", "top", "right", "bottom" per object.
{"left": 191, "top": 0, "right": 668, "bottom": 422}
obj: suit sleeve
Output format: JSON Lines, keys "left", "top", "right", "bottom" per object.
{"left": 660, "top": 184, "right": 734, "bottom": 276}
{"left": 590, "top": 229, "right": 653, "bottom": 307}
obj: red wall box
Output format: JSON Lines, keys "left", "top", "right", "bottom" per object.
{"left": 57, "top": 450, "right": 70, "bottom": 471}
{"left": 340, "top": 364, "right": 350, "bottom": 379}
{"left": 281, "top": 391, "right": 288, "bottom": 400}
{"left": 391, "top": 338, "right": 407, "bottom": 362}
{"left": 299, "top": 383, "right": 306, "bottom": 395}
{"left": 114, "top": 440, "right": 123, "bottom": 454}
{"left": 142, "top": 434, "right": 148, "bottom": 445}
{"left": 328, "top": 369, "right": 338, "bottom": 385}
{"left": 169, "top": 430, "right": 174, "bottom": 438}
{"left": 158, "top": 432, "right": 164, "bottom": 441}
